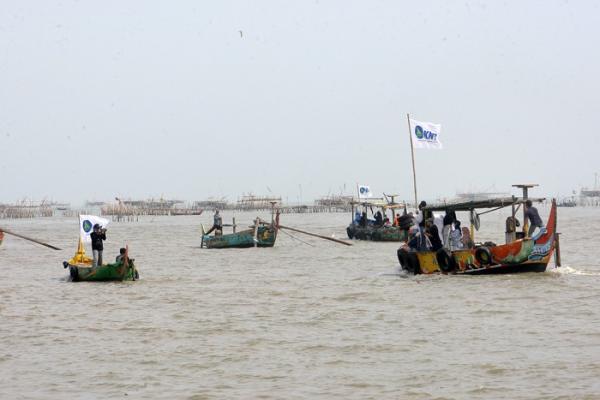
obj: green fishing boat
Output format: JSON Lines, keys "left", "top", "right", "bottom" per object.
{"left": 201, "top": 213, "right": 279, "bottom": 249}
{"left": 62, "top": 240, "right": 139, "bottom": 282}
{"left": 347, "top": 199, "right": 410, "bottom": 242}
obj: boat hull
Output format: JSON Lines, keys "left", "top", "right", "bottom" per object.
{"left": 202, "top": 226, "right": 277, "bottom": 249}
{"left": 347, "top": 224, "right": 407, "bottom": 242}
{"left": 64, "top": 260, "right": 139, "bottom": 282}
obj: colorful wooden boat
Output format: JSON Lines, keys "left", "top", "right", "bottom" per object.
{"left": 201, "top": 214, "right": 279, "bottom": 249}
{"left": 347, "top": 199, "right": 410, "bottom": 242}
{"left": 397, "top": 198, "right": 558, "bottom": 275}
{"left": 0, "top": 230, "right": 3, "bottom": 246}
{"left": 62, "top": 240, "right": 139, "bottom": 281}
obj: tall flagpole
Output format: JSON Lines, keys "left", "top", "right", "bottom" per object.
{"left": 407, "top": 113, "right": 418, "bottom": 209}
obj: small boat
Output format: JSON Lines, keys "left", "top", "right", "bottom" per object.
{"left": 397, "top": 195, "right": 559, "bottom": 275}
{"left": 201, "top": 213, "right": 279, "bottom": 249}
{"left": 0, "top": 230, "right": 4, "bottom": 246}
{"left": 62, "top": 240, "right": 139, "bottom": 281}
{"left": 346, "top": 199, "right": 409, "bottom": 242}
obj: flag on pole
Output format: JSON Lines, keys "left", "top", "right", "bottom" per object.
{"left": 409, "top": 119, "right": 443, "bottom": 149}
{"left": 358, "top": 185, "right": 373, "bottom": 198}
{"left": 79, "top": 215, "right": 110, "bottom": 242}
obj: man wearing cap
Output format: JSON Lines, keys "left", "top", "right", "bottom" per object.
{"left": 90, "top": 224, "right": 107, "bottom": 266}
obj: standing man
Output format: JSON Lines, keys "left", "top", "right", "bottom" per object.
{"left": 525, "top": 200, "right": 544, "bottom": 237}
{"left": 206, "top": 210, "right": 223, "bottom": 235}
{"left": 90, "top": 224, "right": 106, "bottom": 266}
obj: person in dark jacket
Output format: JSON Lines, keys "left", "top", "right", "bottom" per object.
{"left": 426, "top": 222, "right": 443, "bottom": 251}
{"left": 206, "top": 210, "right": 223, "bottom": 235}
{"left": 90, "top": 224, "right": 106, "bottom": 266}
{"left": 525, "top": 200, "right": 544, "bottom": 236}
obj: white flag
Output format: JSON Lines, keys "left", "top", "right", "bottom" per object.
{"left": 79, "top": 215, "right": 110, "bottom": 242}
{"left": 409, "top": 118, "right": 443, "bottom": 149}
{"left": 358, "top": 185, "right": 372, "bottom": 198}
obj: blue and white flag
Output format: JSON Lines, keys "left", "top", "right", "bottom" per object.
{"left": 409, "top": 118, "right": 443, "bottom": 150}
{"left": 79, "top": 215, "right": 110, "bottom": 242}
{"left": 358, "top": 185, "right": 373, "bottom": 198}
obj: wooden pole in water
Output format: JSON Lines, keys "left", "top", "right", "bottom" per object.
{"left": 0, "top": 227, "right": 61, "bottom": 250}
{"left": 253, "top": 218, "right": 259, "bottom": 247}
{"left": 407, "top": 113, "right": 418, "bottom": 209}
{"left": 276, "top": 223, "right": 353, "bottom": 246}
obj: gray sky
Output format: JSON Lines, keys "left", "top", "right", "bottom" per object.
{"left": 1, "top": 1, "right": 598, "bottom": 205}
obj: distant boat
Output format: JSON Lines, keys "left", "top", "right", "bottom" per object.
{"left": 346, "top": 199, "right": 408, "bottom": 242}
{"left": 201, "top": 212, "right": 279, "bottom": 249}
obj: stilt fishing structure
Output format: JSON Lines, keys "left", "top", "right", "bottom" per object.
{"left": 0, "top": 199, "right": 54, "bottom": 219}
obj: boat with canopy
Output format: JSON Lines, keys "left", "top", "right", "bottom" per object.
{"left": 397, "top": 186, "right": 560, "bottom": 275}
{"left": 346, "top": 196, "right": 412, "bottom": 241}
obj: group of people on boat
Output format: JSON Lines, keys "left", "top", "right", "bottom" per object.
{"left": 402, "top": 201, "right": 473, "bottom": 252}
{"left": 89, "top": 224, "right": 128, "bottom": 266}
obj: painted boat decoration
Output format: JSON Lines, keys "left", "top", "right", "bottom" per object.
{"left": 397, "top": 196, "right": 559, "bottom": 275}
{"left": 347, "top": 198, "right": 409, "bottom": 242}
{"left": 201, "top": 212, "right": 279, "bottom": 249}
{"left": 62, "top": 240, "right": 139, "bottom": 282}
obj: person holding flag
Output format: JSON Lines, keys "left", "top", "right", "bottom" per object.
{"left": 79, "top": 215, "right": 110, "bottom": 266}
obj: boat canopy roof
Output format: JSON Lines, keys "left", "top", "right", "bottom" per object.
{"left": 351, "top": 199, "right": 407, "bottom": 210}
{"left": 423, "top": 197, "right": 545, "bottom": 212}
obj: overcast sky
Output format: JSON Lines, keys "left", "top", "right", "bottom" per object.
{"left": 1, "top": 1, "right": 598, "bottom": 205}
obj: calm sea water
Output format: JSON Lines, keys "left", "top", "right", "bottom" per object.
{"left": 1, "top": 205, "right": 599, "bottom": 399}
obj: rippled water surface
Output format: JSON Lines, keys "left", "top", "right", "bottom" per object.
{"left": 1, "top": 205, "right": 599, "bottom": 399}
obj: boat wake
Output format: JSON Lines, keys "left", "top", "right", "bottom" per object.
{"left": 548, "top": 265, "right": 600, "bottom": 276}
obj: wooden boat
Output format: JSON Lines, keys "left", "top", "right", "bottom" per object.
{"left": 62, "top": 240, "right": 139, "bottom": 281}
{"left": 201, "top": 213, "right": 279, "bottom": 249}
{"left": 397, "top": 196, "right": 559, "bottom": 275}
{"left": 347, "top": 199, "right": 409, "bottom": 242}
{"left": 0, "top": 230, "right": 3, "bottom": 246}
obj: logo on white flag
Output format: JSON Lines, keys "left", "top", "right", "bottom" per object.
{"left": 358, "top": 185, "right": 372, "bottom": 198}
{"left": 79, "top": 215, "right": 109, "bottom": 242}
{"left": 410, "top": 119, "right": 442, "bottom": 149}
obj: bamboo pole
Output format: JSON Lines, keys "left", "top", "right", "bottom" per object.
{"left": 276, "top": 223, "right": 352, "bottom": 246}
{"left": 407, "top": 113, "right": 418, "bottom": 209}
{"left": 0, "top": 227, "right": 61, "bottom": 250}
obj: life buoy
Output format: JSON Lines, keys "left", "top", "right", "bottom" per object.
{"left": 397, "top": 248, "right": 409, "bottom": 268}
{"left": 69, "top": 266, "right": 79, "bottom": 281}
{"left": 475, "top": 246, "right": 493, "bottom": 266}
{"left": 405, "top": 252, "right": 421, "bottom": 274}
{"left": 436, "top": 248, "right": 457, "bottom": 273}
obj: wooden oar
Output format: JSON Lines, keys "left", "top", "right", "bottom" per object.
{"left": 276, "top": 223, "right": 352, "bottom": 246}
{"left": 0, "top": 227, "right": 61, "bottom": 250}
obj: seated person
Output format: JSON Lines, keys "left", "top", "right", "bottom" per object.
{"left": 426, "top": 222, "right": 443, "bottom": 251}
{"left": 461, "top": 227, "right": 474, "bottom": 249}
{"left": 449, "top": 221, "right": 463, "bottom": 250}
{"left": 383, "top": 217, "right": 391, "bottom": 226}
{"left": 393, "top": 213, "right": 401, "bottom": 227}
{"left": 360, "top": 212, "right": 367, "bottom": 227}
{"left": 354, "top": 210, "right": 362, "bottom": 224}
{"left": 374, "top": 211, "right": 383, "bottom": 226}
{"left": 115, "top": 248, "right": 127, "bottom": 263}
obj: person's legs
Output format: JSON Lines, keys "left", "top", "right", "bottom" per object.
{"left": 93, "top": 250, "right": 99, "bottom": 267}
{"left": 206, "top": 225, "right": 216, "bottom": 235}
{"left": 98, "top": 250, "right": 103, "bottom": 266}
{"left": 528, "top": 224, "right": 537, "bottom": 237}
